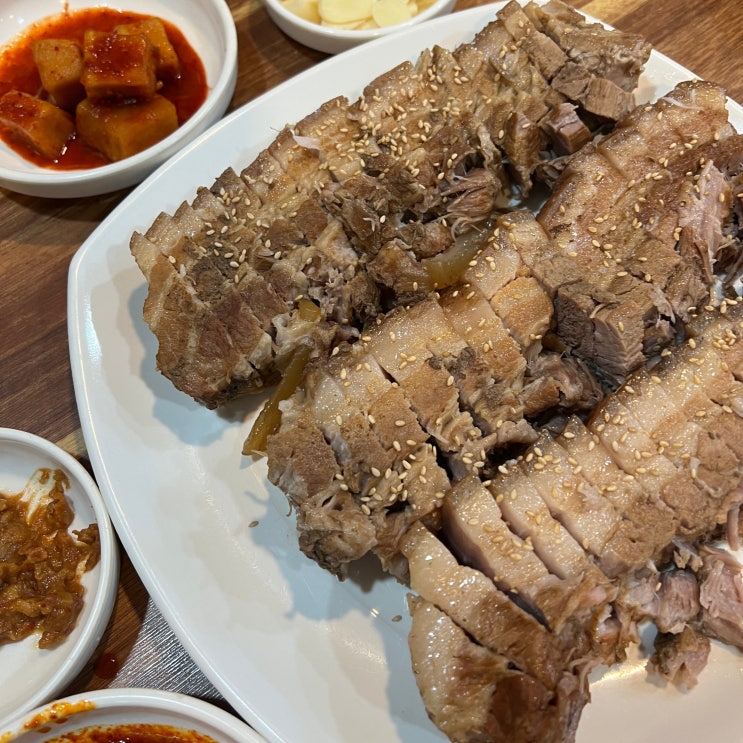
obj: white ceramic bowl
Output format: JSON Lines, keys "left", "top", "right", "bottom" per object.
{"left": 264, "top": 0, "right": 457, "bottom": 54}
{"left": 0, "top": 0, "right": 237, "bottom": 198}
{"left": 0, "top": 689, "right": 268, "bottom": 743}
{"left": 0, "top": 429, "right": 119, "bottom": 729}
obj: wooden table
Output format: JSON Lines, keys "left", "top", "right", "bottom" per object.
{"left": 1, "top": 0, "right": 741, "bottom": 723}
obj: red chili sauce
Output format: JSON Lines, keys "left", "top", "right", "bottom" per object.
{"left": 0, "top": 8, "right": 207, "bottom": 170}
{"left": 44, "top": 725, "right": 220, "bottom": 743}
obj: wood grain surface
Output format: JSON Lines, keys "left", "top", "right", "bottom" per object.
{"left": 1, "top": 0, "right": 741, "bottom": 718}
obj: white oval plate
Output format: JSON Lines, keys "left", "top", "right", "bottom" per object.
{"left": 0, "top": 429, "right": 119, "bottom": 729}
{"left": 68, "top": 4, "right": 743, "bottom": 743}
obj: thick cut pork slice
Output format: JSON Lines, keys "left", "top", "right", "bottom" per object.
{"left": 442, "top": 475, "right": 616, "bottom": 638}
{"left": 408, "top": 596, "right": 582, "bottom": 743}
{"left": 486, "top": 463, "right": 599, "bottom": 581}
{"left": 556, "top": 415, "right": 680, "bottom": 556}
{"left": 403, "top": 523, "right": 576, "bottom": 689}
{"left": 267, "top": 348, "right": 451, "bottom": 576}
{"left": 513, "top": 431, "right": 656, "bottom": 578}
{"left": 609, "top": 301, "right": 743, "bottom": 538}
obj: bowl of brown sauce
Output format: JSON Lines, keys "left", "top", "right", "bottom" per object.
{"left": 0, "top": 429, "right": 119, "bottom": 729}
{"left": 0, "top": 0, "right": 237, "bottom": 198}
{"left": 0, "top": 690, "right": 268, "bottom": 743}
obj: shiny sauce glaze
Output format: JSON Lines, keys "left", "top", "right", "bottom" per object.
{"left": 0, "top": 8, "right": 207, "bottom": 169}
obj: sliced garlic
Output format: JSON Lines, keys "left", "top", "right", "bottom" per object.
{"left": 282, "top": 0, "right": 428, "bottom": 30}
{"left": 318, "top": 0, "right": 375, "bottom": 24}
{"left": 372, "top": 0, "right": 414, "bottom": 27}
{"left": 281, "top": 0, "right": 322, "bottom": 23}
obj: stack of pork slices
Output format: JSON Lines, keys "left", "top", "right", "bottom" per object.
{"left": 266, "top": 78, "right": 743, "bottom": 577}
{"left": 401, "top": 298, "right": 743, "bottom": 742}
{"left": 261, "top": 58, "right": 743, "bottom": 743}
{"left": 130, "top": 0, "right": 652, "bottom": 408}
{"left": 129, "top": 1, "right": 743, "bottom": 741}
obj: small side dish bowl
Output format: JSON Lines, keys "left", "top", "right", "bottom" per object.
{"left": 0, "top": 429, "right": 119, "bottom": 730}
{"left": 264, "top": 0, "right": 457, "bottom": 54}
{"left": 0, "top": 689, "right": 269, "bottom": 743}
{"left": 0, "top": 0, "right": 237, "bottom": 198}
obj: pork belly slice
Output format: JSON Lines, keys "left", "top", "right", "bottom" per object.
{"left": 408, "top": 596, "right": 585, "bottom": 743}
{"left": 130, "top": 166, "right": 356, "bottom": 405}
{"left": 516, "top": 432, "right": 656, "bottom": 578}
{"left": 439, "top": 284, "right": 527, "bottom": 385}
{"left": 292, "top": 96, "right": 364, "bottom": 183}
{"left": 439, "top": 236, "right": 600, "bottom": 426}
{"left": 402, "top": 523, "right": 576, "bottom": 689}
{"left": 616, "top": 363, "right": 743, "bottom": 528}
{"left": 485, "top": 464, "right": 596, "bottom": 582}
{"left": 442, "top": 475, "right": 615, "bottom": 635}
{"left": 361, "top": 296, "right": 480, "bottom": 452}
{"left": 437, "top": 287, "right": 534, "bottom": 440}
{"left": 300, "top": 358, "right": 394, "bottom": 489}
{"left": 587, "top": 391, "right": 729, "bottom": 540}
{"left": 360, "top": 293, "right": 516, "bottom": 466}
{"left": 361, "top": 273, "right": 596, "bottom": 465}
{"left": 268, "top": 352, "right": 451, "bottom": 575}
{"left": 545, "top": 302, "right": 743, "bottom": 550}
{"left": 556, "top": 415, "right": 679, "bottom": 558}
{"left": 495, "top": 209, "right": 651, "bottom": 383}
{"left": 130, "top": 214, "right": 281, "bottom": 405}
{"left": 265, "top": 401, "right": 377, "bottom": 573}
{"left": 617, "top": 305, "right": 743, "bottom": 532}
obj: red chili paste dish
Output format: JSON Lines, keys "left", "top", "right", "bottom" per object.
{"left": 0, "top": 690, "right": 269, "bottom": 743}
{"left": 35, "top": 724, "right": 219, "bottom": 743}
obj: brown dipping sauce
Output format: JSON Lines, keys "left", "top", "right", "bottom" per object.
{"left": 0, "top": 8, "right": 207, "bottom": 169}
{"left": 0, "top": 468, "right": 100, "bottom": 649}
{"left": 44, "top": 725, "right": 220, "bottom": 743}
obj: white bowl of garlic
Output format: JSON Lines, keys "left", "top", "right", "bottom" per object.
{"left": 264, "top": 0, "right": 457, "bottom": 54}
